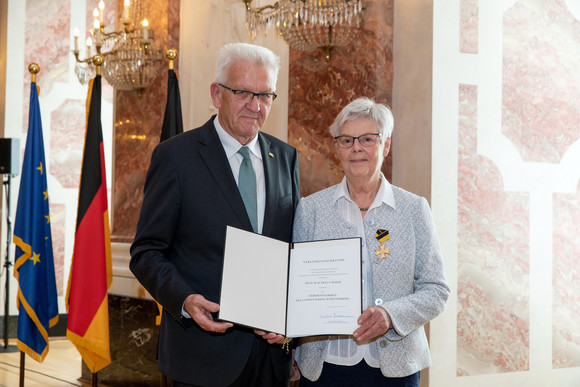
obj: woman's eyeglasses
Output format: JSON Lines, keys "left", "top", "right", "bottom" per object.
{"left": 334, "top": 133, "right": 381, "bottom": 148}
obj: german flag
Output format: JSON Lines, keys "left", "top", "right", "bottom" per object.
{"left": 66, "top": 75, "right": 112, "bottom": 373}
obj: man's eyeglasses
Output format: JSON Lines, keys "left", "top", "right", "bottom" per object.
{"left": 218, "top": 83, "right": 277, "bottom": 105}
{"left": 334, "top": 133, "right": 382, "bottom": 148}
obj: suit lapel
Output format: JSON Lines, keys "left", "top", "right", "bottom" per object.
{"left": 259, "top": 134, "right": 278, "bottom": 235}
{"left": 197, "top": 120, "right": 253, "bottom": 230}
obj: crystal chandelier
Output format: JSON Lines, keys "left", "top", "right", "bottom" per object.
{"left": 243, "top": 0, "right": 364, "bottom": 62}
{"left": 72, "top": 0, "right": 164, "bottom": 97}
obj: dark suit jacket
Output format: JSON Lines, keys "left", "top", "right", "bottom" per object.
{"left": 130, "top": 116, "right": 300, "bottom": 386}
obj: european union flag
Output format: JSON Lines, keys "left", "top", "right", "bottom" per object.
{"left": 13, "top": 82, "right": 59, "bottom": 362}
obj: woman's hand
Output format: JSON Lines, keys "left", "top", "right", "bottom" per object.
{"left": 352, "top": 306, "right": 392, "bottom": 342}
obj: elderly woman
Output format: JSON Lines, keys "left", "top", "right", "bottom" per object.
{"left": 292, "top": 97, "right": 450, "bottom": 387}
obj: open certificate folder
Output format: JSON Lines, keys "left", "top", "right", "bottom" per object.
{"left": 219, "top": 226, "right": 362, "bottom": 338}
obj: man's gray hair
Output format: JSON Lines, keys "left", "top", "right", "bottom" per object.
{"left": 215, "top": 43, "right": 280, "bottom": 91}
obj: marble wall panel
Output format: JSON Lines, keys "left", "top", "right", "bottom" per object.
{"left": 457, "top": 84, "right": 530, "bottom": 376}
{"left": 50, "top": 100, "right": 85, "bottom": 189}
{"left": 111, "top": 0, "right": 179, "bottom": 242}
{"left": 460, "top": 0, "right": 478, "bottom": 54}
{"left": 49, "top": 203, "right": 65, "bottom": 296}
{"left": 552, "top": 187, "right": 580, "bottom": 368}
{"left": 24, "top": 0, "right": 69, "bottom": 105}
{"left": 502, "top": 0, "right": 580, "bottom": 164}
{"left": 287, "top": 0, "right": 393, "bottom": 197}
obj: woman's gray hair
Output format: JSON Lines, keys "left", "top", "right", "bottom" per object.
{"left": 329, "top": 97, "right": 394, "bottom": 140}
{"left": 215, "top": 43, "right": 280, "bottom": 91}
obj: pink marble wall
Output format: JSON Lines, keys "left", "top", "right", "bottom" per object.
{"left": 460, "top": 0, "right": 478, "bottom": 54}
{"left": 111, "top": 0, "right": 180, "bottom": 242}
{"left": 457, "top": 84, "right": 530, "bottom": 375}
{"left": 454, "top": 0, "right": 580, "bottom": 376}
{"left": 24, "top": 0, "right": 69, "bottom": 105}
{"left": 50, "top": 100, "right": 86, "bottom": 189}
{"left": 553, "top": 187, "right": 580, "bottom": 368}
{"left": 502, "top": 0, "right": 580, "bottom": 369}
{"left": 287, "top": 0, "right": 393, "bottom": 197}
{"left": 49, "top": 203, "right": 65, "bottom": 295}
{"left": 502, "top": 0, "right": 580, "bottom": 164}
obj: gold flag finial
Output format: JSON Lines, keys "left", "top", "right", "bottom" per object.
{"left": 165, "top": 49, "right": 177, "bottom": 70}
{"left": 92, "top": 55, "right": 104, "bottom": 76}
{"left": 28, "top": 63, "right": 40, "bottom": 83}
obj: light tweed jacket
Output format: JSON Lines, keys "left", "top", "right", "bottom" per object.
{"left": 292, "top": 182, "right": 450, "bottom": 380}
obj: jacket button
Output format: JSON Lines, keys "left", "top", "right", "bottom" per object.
{"left": 380, "top": 340, "right": 387, "bottom": 348}
{"left": 374, "top": 298, "right": 383, "bottom": 306}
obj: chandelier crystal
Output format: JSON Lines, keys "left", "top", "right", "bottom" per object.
{"left": 244, "top": 0, "right": 364, "bottom": 61}
{"left": 72, "top": 0, "right": 164, "bottom": 96}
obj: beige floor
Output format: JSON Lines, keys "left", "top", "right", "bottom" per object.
{"left": 0, "top": 337, "right": 95, "bottom": 387}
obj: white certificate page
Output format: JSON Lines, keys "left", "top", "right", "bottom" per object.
{"left": 219, "top": 226, "right": 289, "bottom": 335}
{"left": 286, "top": 238, "right": 362, "bottom": 338}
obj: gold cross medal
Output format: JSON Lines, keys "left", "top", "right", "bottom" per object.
{"left": 374, "top": 229, "right": 391, "bottom": 263}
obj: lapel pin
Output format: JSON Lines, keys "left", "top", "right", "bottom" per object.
{"left": 268, "top": 152, "right": 274, "bottom": 158}
{"left": 375, "top": 229, "right": 390, "bottom": 243}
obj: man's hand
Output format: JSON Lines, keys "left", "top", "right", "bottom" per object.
{"left": 184, "top": 294, "right": 233, "bottom": 333}
{"left": 352, "top": 306, "right": 392, "bottom": 342}
{"left": 254, "top": 329, "right": 287, "bottom": 344}
{"left": 291, "top": 349, "right": 301, "bottom": 381}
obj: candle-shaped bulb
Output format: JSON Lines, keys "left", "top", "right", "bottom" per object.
{"left": 122, "top": 0, "right": 130, "bottom": 22}
{"left": 86, "top": 36, "right": 93, "bottom": 55}
{"left": 93, "top": 8, "right": 99, "bottom": 18}
{"left": 73, "top": 27, "right": 79, "bottom": 52}
{"left": 142, "top": 18, "right": 149, "bottom": 41}
{"left": 93, "top": 19, "right": 101, "bottom": 45}
{"left": 98, "top": 0, "right": 105, "bottom": 24}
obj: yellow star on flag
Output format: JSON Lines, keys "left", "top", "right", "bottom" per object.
{"left": 37, "top": 161, "right": 43, "bottom": 175}
{"left": 30, "top": 252, "right": 41, "bottom": 265}
{"left": 374, "top": 244, "right": 391, "bottom": 259}
{"left": 43, "top": 190, "right": 48, "bottom": 200}
{"left": 45, "top": 214, "right": 50, "bottom": 224}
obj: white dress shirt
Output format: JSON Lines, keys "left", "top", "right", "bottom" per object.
{"left": 324, "top": 173, "right": 394, "bottom": 368}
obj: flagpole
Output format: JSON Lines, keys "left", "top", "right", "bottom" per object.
{"left": 1, "top": 130, "right": 22, "bottom": 353}
{"left": 19, "top": 351, "right": 25, "bottom": 387}
{"left": 2, "top": 174, "right": 11, "bottom": 347}
{"left": 1, "top": 173, "right": 18, "bottom": 352}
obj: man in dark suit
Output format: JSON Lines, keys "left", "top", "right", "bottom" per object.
{"left": 130, "top": 43, "right": 300, "bottom": 386}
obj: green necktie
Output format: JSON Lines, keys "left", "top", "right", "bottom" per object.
{"left": 237, "top": 146, "right": 258, "bottom": 232}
